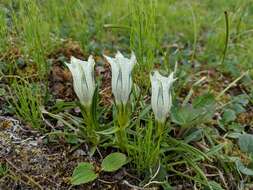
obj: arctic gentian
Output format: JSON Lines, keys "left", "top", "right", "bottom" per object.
{"left": 150, "top": 71, "right": 175, "bottom": 123}
{"left": 104, "top": 51, "right": 136, "bottom": 105}
{"left": 65, "top": 56, "right": 95, "bottom": 107}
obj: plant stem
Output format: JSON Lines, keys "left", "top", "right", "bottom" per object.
{"left": 220, "top": 11, "right": 229, "bottom": 65}
{"left": 81, "top": 105, "right": 99, "bottom": 145}
{"left": 156, "top": 121, "right": 165, "bottom": 145}
{"left": 116, "top": 104, "right": 129, "bottom": 152}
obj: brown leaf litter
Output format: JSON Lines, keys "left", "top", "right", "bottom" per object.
{"left": 48, "top": 40, "right": 112, "bottom": 106}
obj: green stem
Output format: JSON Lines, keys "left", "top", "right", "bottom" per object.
{"left": 116, "top": 127, "right": 128, "bottom": 152}
{"left": 81, "top": 105, "right": 99, "bottom": 145}
{"left": 156, "top": 121, "right": 165, "bottom": 145}
{"left": 220, "top": 11, "right": 229, "bottom": 65}
{"left": 116, "top": 104, "right": 129, "bottom": 152}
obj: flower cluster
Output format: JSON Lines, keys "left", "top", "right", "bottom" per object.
{"left": 66, "top": 51, "right": 175, "bottom": 147}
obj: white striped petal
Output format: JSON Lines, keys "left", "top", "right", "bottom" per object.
{"left": 150, "top": 71, "right": 174, "bottom": 123}
{"left": 65, "top": 56, "right": 96, "bottom": 106}
{"left": 104, "top": 51, "right": 136, "bottom": 105}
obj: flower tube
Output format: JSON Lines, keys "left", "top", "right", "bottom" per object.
{"left": 104, "top": 51, "right": 136, "bottom": 105}
{"left": 65, "top": 56, "right": 95, "bottom": 107}
{"left": 150, "top": 71, "right": 175, "bottom": 123}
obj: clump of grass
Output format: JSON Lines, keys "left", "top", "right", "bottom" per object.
{"left": 9, "top": 79, "right": 43, "bottom": 130}
{"left": 0, "top": 8, "right": 8, "bottom": 53}
{"left": 128, "top": 120, "right": 160, "bottom": 176}
{"left": 129, "top": 0, "right": 158, "bottom": 63}
{"left": 9, "top": 1, "right": 51, "bottom": 79}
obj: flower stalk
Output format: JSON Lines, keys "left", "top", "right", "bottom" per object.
{"left": 116, "top": 104, "right": 129, "bottom": 151}
{"left": 66, "top": 56, "right": 99, "bottom": 145}
{"left": 104, "top": 51, "right": 136, "bottom": 151}
{"left": 80, "top": 104, "right": 99, "bottom": 145}
{"left": 150, "top": 71, "right": 175, "bottom": 142}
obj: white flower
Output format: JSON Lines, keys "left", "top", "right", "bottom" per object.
{"left": 65, "top": 56, "right": 95, "bottom": 107}
{"left": 150, "top": 71, "right": 175, "bottom": 123}
{"left": 104, "top": 51, "right": 136, "bottom": 105}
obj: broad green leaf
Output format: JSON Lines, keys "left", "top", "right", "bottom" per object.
{"left": 171, "top": 104, "right": 213, "bottom": 127}
{"left": 239, "top": 133, "right": 253, "bottom": 154}
{"left": 71, "top": 162, "right": 98, "bottom": 185}
{"left": 192, "top": 93, "right": 215, "bottom": 108}
{"left": 227, "top": 123, "right": 244, "bottom": 133}
{"left": 235, "top": 159, "right": 253, "bottom": 176}
{"left": 233, "top": 94, "right": 249, "bottom": 106}
{"left": 101, "top": 152, "right": 127, "bottom": 172}
{"left": 222, "top": 109, "right": 236, "bottom": 123}
{"left": 230, "top": 103, "right": 245, "bottom": 114}
{"left": 171, "top": 105, "right": 198, "bottom": 126}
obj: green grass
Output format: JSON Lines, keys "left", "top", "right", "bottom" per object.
{"left": 1, "top": 0, "right": 253, "bottom": 75}
{"left": 9, "top": 79, "right": 43, "bottom": 130}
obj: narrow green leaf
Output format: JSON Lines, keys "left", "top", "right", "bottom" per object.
{"left": 184, "top": 128, "right": 203, "bottom": 143}
{"left": 207, "top": 181, "right": 224, "bottom": 190}
{"left": 96, "top": 126, "right": 119, "bottom": 135}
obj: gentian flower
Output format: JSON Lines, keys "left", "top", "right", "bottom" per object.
{"left": 65, "top": 56, "right": 95, "bottom": 107}
{"left": 150, "top": 71, "right": 175, "bottom": 123}
{"left": 104, "top": 51, "right": 136, "bottom": 105}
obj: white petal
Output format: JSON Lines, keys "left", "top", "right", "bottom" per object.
{"left": 105, "top": 51, "right": 136, "bottom": 105}
{"left": 80, "top": 55, "right": 96, "bottom": 102}
{"left": 116, "top": 51, "right": 124, "bottom": 59}
{"left": 150, "top": 72, "right": 159, "bottom": 121}
{"left": 150, "top": 71, "right": 174, "bottom": 122}
{"left": 66, "top": 56, "right": 96, "bottom": 106}
{"left": 119, "top": 60, "right": 133, "bottom": 104}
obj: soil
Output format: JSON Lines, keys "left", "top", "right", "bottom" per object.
{"left": 0, "top": 116, "right": 139, "bottom": 190}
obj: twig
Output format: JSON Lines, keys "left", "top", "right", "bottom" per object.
{"left": 144, "top": 180, "right": 163, "bottom": 188}
{"left": 41, "top": 113, "right": 55, "bottom": 130}
{"left": 5, "top": 159, "right": 44, "bottom": 190}
{"left": 216, "top": 71, "right": 248, "bottom": 100}
{"left": 123, "top": 169, "right": 142, "bottom": 182}
{"left": 143, "top": 162, "right": 164, "bottom": 188}
{"left": 96, "top": 147, "right": 103, "bottom": 160}
{"left": 202, "top": 163, "right": 228, "bottom": 189}
{"left": 122, "top": 180, "right": 144, "bottom": 190}
{"left": 98, "top": 179, "right": 118, "bottom": 184}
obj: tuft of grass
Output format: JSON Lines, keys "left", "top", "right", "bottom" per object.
{"left": 128, "top": 120, "right": 160, "bottom": 177}
{"left": 0, "top": 7, "right": 8, "bottom": 53}
{"left": 9, "top": 79, "right": 43, "bottom": 130}
{"left": 129, "top": 0, "right": 158, "bottom": 87}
